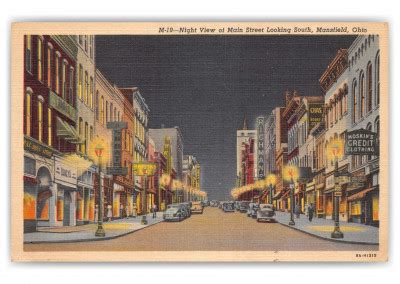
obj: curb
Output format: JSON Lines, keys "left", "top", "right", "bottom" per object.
{"left": 276, "top": 220, "right": 379, "bottom": 246}
{"left": 24, "top": 219, "right": 164, "bottom": 244}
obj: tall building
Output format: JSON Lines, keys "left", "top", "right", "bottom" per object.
{"left": 149, "top": 127, "right": 184, "bottom": 180}
{"left": 320, "top": 48, "right": 350, "bottom": 221}
{"left": 24, "top": 35, "right": 80, "bottom": 232}
{"left": 347, "top": 35, "right": 380, "bottom": 226}
{"left": 236, "top": 117, "right": 256, "bottom": 187}
{"left": 119, "top": 87, "right": 150, "bottom": 214}
{"left": 75, "top": 35, "right": 96, "bottom": 225}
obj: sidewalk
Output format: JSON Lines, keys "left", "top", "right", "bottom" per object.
{"left": 274, "top": 211, "right": 379, "bottom": 245}
{"left": 24, "top": 212, "right": 164, "bottom": 244}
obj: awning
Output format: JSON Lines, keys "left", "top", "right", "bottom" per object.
{"left": 272, "top": 191, "right": 282, "bottom": 200}
{"left": 347, "top": 187, "right": 375, "bottom": 202}
{"left": 57, "top": 117, "right": 82, "bottom": 144}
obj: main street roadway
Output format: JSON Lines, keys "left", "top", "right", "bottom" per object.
{"left": 24, "top": 207, "right": 378, "bottom": 251}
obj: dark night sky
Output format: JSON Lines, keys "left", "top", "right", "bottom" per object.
{"left": 95, "top": 35, "right": 356, "bottom": 200}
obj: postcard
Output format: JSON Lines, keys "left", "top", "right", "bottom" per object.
{"left": 11, "top": 22, "right": 388, "bottom": 262}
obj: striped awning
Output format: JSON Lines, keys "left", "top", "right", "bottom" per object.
{"left": 56, "top": 117, "right": 82, "bottom": 144}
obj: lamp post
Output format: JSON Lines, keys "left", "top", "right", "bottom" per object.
{"left": 94, "top": 144, "right": 105, "bottom": 237}
{"left": 329, "top": 139, "right": 344, "bottom": 239}
{"left": 141, "top": 175, "right": 148, "bottom": 225}
{"left": 283, "top": 165, "right": 298, "bottom": 226}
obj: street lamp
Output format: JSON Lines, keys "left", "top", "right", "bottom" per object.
{"left": 327, "top": 138, "right": 345, "bottom": 239}
{"left": 283, "top": 165, "right": 299, "bottom": 226}
{"left": 94, "top": 143, "right": 105, "bottom": 237}
{"left": 266, "top": 174, "right": 277, "bottom": 205}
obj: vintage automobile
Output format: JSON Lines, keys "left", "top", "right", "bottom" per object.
{"left": 179, "top": 202, "right": 192, "bottom": 217}
{"left": 222, "top": 201, "right": 235, "bottom": 212}
{"left": 163, "top": 204, "right": 186, "bottom": 221}
{"left": 239, "top": 201, "right": 250, "bottom": 213}
{"left": 191, "top": 201, "right": 204, "bottom": 214}
{"left": 247, "top": 203, "right": 259, "bottom": 218}
{"left": 256, "top": 204, "right": 276, "bottom": 222}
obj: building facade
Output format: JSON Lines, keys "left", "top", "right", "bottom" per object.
{"left": 347, "top": 35, "right": 380, "bottom": 226}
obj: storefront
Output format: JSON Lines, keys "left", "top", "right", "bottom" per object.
{"left": 76, "top": 166, "right": 95, "bottom": 225}
{"left": 23, "top": 139, "right": 55, "bottom": 232}
{"left": 113, "top": 182, "right": 125, "bottom": 218}
{"left": 53, "top": 156, "right": 78, "bottom": 227}
{"left": 305, "top": 180, "right": 316, "bottom": 209}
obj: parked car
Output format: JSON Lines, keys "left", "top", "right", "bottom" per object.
{"left": 247, "top": 202, "right": 257, "bottom": 217}
{"left": 250, "top": 203, "right": 260, "bottom": 218}
{"left": 223, "top": 201, "right": 235, "bottom": 212}
{"left": 191, "top": 201, "right": 204, "bottom": 214}
{"left": 256, "top": 204, "right": 276, "bottom": 222}
{"left": 234, "top": 201, "right": 241, "bottom": 211}
{"left": 180, "top": 203, "right": 192, "bottom": 217}
{"left": 239, "top": 201, "right": 250, "bottom": 213}
{"left": 163, "top": 204, "right": 186, "bottom": 221}
{"left": 210, "top": 200, "right": 218, "bottom": 207}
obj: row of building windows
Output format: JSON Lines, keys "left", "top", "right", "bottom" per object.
{"left": 95, "top": 92, "right": 122, "bottom": 126}
{"left": 25, "top": 35, "right": 75, "bottom": 106}
{"left": 78, "top": 35, "right": 94, "bottom": 59}
{"left": 78, "top": 117, "right": 93, "bottom": 155}
{"left": 326, "top": 89, "right": 348, "bottom": 128}
{"left": 352, "top": 52, "right": 380, "bottom": 124}
{"left": 78, "top": 65, "right": 94, "bottom": 109}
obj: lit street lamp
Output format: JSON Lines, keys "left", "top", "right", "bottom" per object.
{"left": 328, "top": 138, "right": 345, "bottom": 239}
{"left": 283, "top": 165, "right": 299, "bottom": 226}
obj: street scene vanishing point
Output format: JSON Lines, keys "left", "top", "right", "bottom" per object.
{"left": 12, "top": 22, "right": 388, "bottom": 262}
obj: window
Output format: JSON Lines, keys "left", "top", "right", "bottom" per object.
{"left": 106, "top": 101, "right": 109, "bottom": 122}
{"left": 47, "top": 45, "right": 52, "bottom": 88}
{"left": 100, "top": 96, "right": 104, "bottom": 125}
{"left": 89, "top": 76, "right": 94, "bottom": 109}
{"left": 110, "top": 103, "right": 113, "bottom": 121}
{"left": 90, "top": 126, "right": 93, "bottom": 141}
{"left": 84, "top": 122, "right": 88, "bottom": 155}
{"left": 48, "top": 108, "right": 52, "bottom": 146}
{"left": 38, "top": 100, "right": 43, "bottom": 142}
{"left": 84, "top": 35, "right": 88, "bottom": 52}
{"left": 375, "top": 52, "right": 380, "bottom": 106}
{"left": 78, "top": 65, "right": 83, "bottom": 100}
{"left": 25, "top": 35, "right": 32, "bottom": 72}
{"left": 367, "top": 62, "right": 373, "bottom": 112}
{"left": 95, "top": 92, "right": 99, "bottom": 120}
{"left": 55, "top": 53, "right": 60, "bottom": 94}
{"left": 69, "top": 67, "right": 74, "bottom": 105}
{"left": 360, "top": 73, "right": 365, "bottom": 118}
{"left": 78, "top": 118, "right": 83, "bottom": 153}
{"left": 25, "top": 91, "right": 32, "bottom": 136}
{"left": 89, "top": 35, "right": 93, "bottom": 59}
{"left": 62, "top": 60, "right": 67, "bottom": 99}
{"left": 114, "top": 107, "right": 117, "bottom": 122}
{"left": 37, "top": 37, "right": 43, "bottom": 81}
{"left": 84, "top": 71, "right": 88, "bottom": 105}
{"left": 79, "top": 35, "right": 83, "bottom": 45}
{"left": 352, "top": 81, "right": 357, "bottom": 123}
{"left": 344, "top": 93, "right": 348, "bottom": 113}
{"left": 118, "top": 111, "right": 120, "bottom": 121}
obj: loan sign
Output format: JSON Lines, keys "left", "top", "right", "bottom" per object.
{"left": 345, "top": 129, "right": 378, "bottom": 155}
{"left": 133, "top": 162, "right": 157, "bottom": 176}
